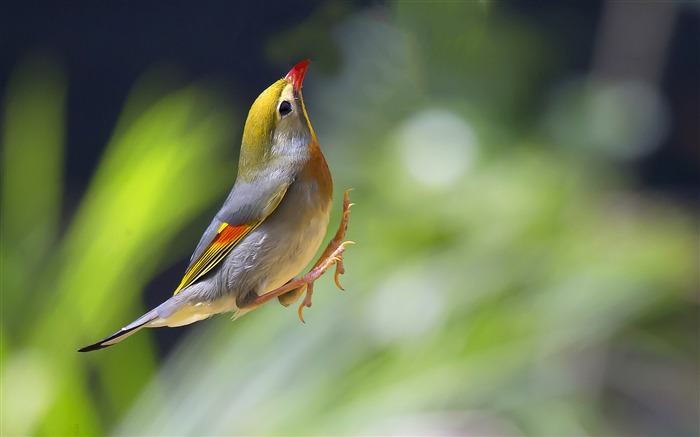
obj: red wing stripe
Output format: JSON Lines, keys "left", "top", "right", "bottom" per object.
{"left": 212, "top": 224, "right": 249, "bottom": 246}
{"left": 172, "top": 223, "right": 254, "bottom": 295}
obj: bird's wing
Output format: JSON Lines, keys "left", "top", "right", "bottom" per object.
{"left": 172, "top": 182, "right": 288, "bottom": 296}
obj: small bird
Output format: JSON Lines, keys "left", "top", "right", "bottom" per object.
{"left": 79, "top": 60, "right": 353, "bottom": 352}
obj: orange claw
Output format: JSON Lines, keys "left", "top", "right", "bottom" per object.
{"left": 334, "top": 259, "right": 345, "bottom": 291}
{"left": 297, "top": 282, "right": 315, "bottom": 323}
{"left": 333, "top": 241, "right": 355, "bottom": 291}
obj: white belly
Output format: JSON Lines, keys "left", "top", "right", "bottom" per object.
{"left": 262, "top": 205, "right": 331, "bottom": 293}
{"left": 222, "top": 178, "right": 332, "bottom": 303}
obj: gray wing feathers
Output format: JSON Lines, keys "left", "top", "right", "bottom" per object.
{"left": 187, "top": 173, "right": 295, "bottom": 268}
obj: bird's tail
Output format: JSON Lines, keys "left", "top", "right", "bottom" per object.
{"left": 78, "top": 310, "right": 159, "bottom": 352}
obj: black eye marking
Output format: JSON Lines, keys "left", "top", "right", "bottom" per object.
{"left": 278, "top": 100, "right": 292, "bottom": 117}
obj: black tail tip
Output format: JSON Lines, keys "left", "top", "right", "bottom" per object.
{"left": 77, "top": 342, "right": 111, "bottom": 353}
{"left": 77, "top": 323, "right": 145, "bottom": 353}
{"left": 78, "top": 313, "right": 156, "bottom": 353}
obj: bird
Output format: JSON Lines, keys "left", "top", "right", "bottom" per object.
{"left": 79, "top": 60, "right": 353, "bottom": 352}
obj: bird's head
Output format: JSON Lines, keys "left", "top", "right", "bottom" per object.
{"left": 238, "top": 60, "right": 316, "bottom": 179}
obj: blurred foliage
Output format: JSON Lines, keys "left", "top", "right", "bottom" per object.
{"left": 2, "top": 1, "right": 697, "bottom": 436}
{"left": 2, "top": 56, "right": 238, "bottom": 435}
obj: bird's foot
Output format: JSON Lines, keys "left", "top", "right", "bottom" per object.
{"left": 246, "top": 190, "right": 354, "bottom": 320}
{"left": 293, "top": 239, "right": 355, "bottom": 322}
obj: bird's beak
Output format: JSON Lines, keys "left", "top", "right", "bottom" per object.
{"left": 285, "top": 59, "right": 310, "bottom": 94}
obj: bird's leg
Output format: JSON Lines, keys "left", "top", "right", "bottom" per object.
{"left": 245, "top": 189, "right": 354, "bottom": 321}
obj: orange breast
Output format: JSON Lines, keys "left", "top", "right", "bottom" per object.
{"left": 301, "top": 139, "right": 333, "bottom": 201}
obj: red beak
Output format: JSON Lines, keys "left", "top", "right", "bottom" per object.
{"left": 285, "top": 59, "right": 310, "bottom": 93}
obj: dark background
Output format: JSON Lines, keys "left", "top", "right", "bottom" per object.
{"left": 2, "top": 1, "right": 698, "bottom": 209}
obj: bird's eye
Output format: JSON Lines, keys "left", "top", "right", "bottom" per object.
{"left": 278, "top": 100, "right": 293, "bottom": 117}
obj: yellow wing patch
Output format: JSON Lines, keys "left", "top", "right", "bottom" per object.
{"left": 172, "top": 223, "right": 254, "bottom": 295}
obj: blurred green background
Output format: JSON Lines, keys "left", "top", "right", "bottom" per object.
{"left": 2, "top": 1, "right": 698, "bottom": 436}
